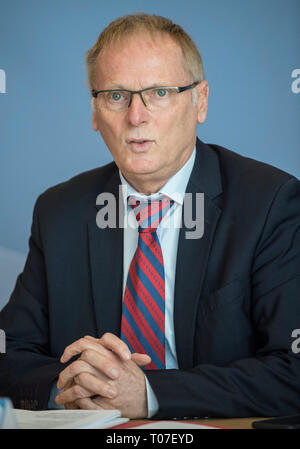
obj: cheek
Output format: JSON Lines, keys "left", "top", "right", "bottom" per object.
{"left": 97, "top": 116, "right": 123, "bottom": 148}
{"left": 156, "top": 111, "right": 179, "bottom": 136}
{"left": 98, "top": 116, "right": 116, "bottom": 137}
{"left": 157, "top": 107, "right": 194, "bottom": 144}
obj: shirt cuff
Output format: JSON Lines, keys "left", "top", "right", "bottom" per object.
{"left": 144, "top": 374, "right": 159, "bottom": 418}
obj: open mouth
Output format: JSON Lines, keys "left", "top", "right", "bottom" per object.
{"left": 126, "top": 138, "right": 154, "bottom": 150}
{"left": 127, "top": 139, "right": 151, "bottom": 144}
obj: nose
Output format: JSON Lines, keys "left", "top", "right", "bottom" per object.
{"left": 126, "top": 92, "right": 150, "bottom": 126}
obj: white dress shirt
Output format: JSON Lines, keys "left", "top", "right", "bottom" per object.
{"left": 119, "top": 147, "right": 196, "bottom": 416}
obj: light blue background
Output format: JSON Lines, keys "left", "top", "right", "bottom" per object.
{"left": 0, "top": 0, "right": 299, "bottom": 305}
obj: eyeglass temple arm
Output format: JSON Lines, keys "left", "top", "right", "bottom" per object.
{"left": 91, "top": 89, "right": 99, "bottom": 98}
{"left": 177, "top": 81, "right": 200, "bottom": 93}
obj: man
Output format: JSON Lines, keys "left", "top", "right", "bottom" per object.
{"left": 0, "top": 13, "right": 300, "bottom": 419}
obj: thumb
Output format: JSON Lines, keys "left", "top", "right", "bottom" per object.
{"left": 131, "top": 353, "right": 152, "bottom": 366}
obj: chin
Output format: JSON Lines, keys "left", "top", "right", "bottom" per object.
{"left": 126, "top": 160, "right": 159, "bottom": 175}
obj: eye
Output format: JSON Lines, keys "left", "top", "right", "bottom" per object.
{"left": 111, "top": 91, "right": 123, "bottom": 101}
{"left": 156, "top": 88, "right": 168, "bottom": 97}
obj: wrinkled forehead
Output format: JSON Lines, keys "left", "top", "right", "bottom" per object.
{"left": 93, "top": 31, "right": 190, "bottom": 88}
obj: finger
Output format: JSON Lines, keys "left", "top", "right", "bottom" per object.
{"left": 55, "top": 383, "right": 92, "bottom": 405}
{"left": 84, "top": 339, "right": 151, "bottom": 366}
{"left": 65, "top": 402, "right": 80, "bottom": 410}
{"left": 75, "top": 371, "right": 118, "bottom": 399}
{"left": 89, "top": 396, "right": 115, "bottom": 411}
{"left": 60, "top": 337, "right": 111, "bottom": 363}
{"left": 131, "top": 353, "right": 152, "bottom": 366}
{"left": 79, "top": 348, "right": 121, "bottom": 380}
{"left": 85, "top": 333, "right": 131, "bottom": 361}
{"left": 56, "top": 373, "right": 117, "bottom": 405}
{"left": 57, "top": 359, "right": 100, "bottom": 390}
{"left": 58, "top": 352, "right": 120, "bottom": 390}
{"left": 83, "top": 336, "right": 101, "bottom": 343}
{"left": 99, "top": 333, "right": 131, "bottom": 361}
{"left": 69, "top": 334, "right": 131, "bottom": 365}
{"left": 75, "top": 397, "right": 101, "bottom": 410}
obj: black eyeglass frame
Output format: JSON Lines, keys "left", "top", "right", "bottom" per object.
{"left": 91, "top": 82, "right": 200, "bottom": 108}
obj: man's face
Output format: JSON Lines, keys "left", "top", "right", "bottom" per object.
{"left": 92, "top": 32, "right": 208, "bottom": 192}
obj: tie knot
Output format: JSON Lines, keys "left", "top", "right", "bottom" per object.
{"left": 128, "top": 195, "right": 174, "bottom": 233}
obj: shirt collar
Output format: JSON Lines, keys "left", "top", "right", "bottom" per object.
{"left": 119, "top": 147, "right": 196, "bottom": 208}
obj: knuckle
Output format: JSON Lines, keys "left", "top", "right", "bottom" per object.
{"left": 73, "top": 384, "right": 85, "bottom": 397}
{"left": 76, "top": 372, "right": 88, "bottom": 384}
{"left": 82, "top": 348, "right": 94, "bottom": 360}
{"left": 74, "top": 359, "right": 86, "bottom": 370}
{"left": 101, "top": 332, "right": 113, "bottom": 342}
{"left": 74, "top": 359, "right": 87, "bottom": 372}
{"left": 120, "top": 341, "right": 128, "bottom": 351}
{"left": 100, "top": 333, "right": 107, "bottom": 343}
{"left": 69, "top": 361, "right": 79, "bottom": 376}
{"left": 79, "top": 337, "right": 87, "bottom": 347}
{"left": 80, "top": 350, "right": 88, "bottom": 361}
{"left": 76, "top": 398, "right": 93, "bottom": 409}
{"left": 100, "top": 332, "right": 123, "bottom": 350}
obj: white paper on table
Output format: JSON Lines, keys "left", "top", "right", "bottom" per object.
{"left": 14, "top": 409, "right": 129, "bottom": 429}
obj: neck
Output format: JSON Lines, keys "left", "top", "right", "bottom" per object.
{"left": 121, "top": 148, "right": 194, "bottom": 195}
{"left": 122, "top": 176, "right": 166, "bottom": 196}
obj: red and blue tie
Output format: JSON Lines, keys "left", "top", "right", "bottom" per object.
{"left": 121, "top": 196, "right": 174, "bottom": 369}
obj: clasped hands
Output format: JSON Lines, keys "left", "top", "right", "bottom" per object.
{"left": 55, "top": 333, "right": 151, "bottom": 418}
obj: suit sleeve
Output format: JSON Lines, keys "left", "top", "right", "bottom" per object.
{"left": 0, "top": 195, "right": 66, "bottom": 410}
{"left": 146, "top": 177, "right": 300, "bottom": 419}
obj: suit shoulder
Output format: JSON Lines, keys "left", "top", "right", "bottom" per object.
{"left": 40, "top": 161, "right": 116, "bottom": 198}
{"left": 35, "top": 161, "right": 118, "bottom": 213}
{"left": 208, "top": 143, "right": 297, "bottom": 192}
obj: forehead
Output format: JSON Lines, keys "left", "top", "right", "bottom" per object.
{"left": 94, "top": 32, "right": 190, "bottom": 88}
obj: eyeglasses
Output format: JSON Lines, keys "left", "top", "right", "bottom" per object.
{"left": 91, "top": 82, "right": 199, "bottom": 111}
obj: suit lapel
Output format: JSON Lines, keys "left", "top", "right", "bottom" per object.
{"left": 88, "top": 169, "right": 124, "bottom": 338}
{"left": 174, "top": 139, "right": 222, "bottom": 369}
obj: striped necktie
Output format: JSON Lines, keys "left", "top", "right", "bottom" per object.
{"left": 121, "top": 195, "right": 174, "bottom": 369}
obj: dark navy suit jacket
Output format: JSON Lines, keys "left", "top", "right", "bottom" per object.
{"left": 1, "top": 138, "right": 300, "bottom": 418}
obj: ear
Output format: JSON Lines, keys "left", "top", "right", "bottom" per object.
{"left": 195, "top": 80, "right": 209, "bottom": 124}
{"left": 91, "top": 98, "right": 99, "bottom": 131}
